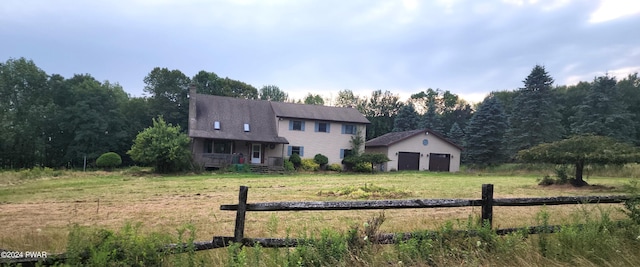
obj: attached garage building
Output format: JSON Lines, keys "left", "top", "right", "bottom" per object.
{"left": 365, "top": 129, "right": 462, "bottom": 172}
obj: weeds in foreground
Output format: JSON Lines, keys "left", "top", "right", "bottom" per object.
{"left": 316, "top": 183, "right": 412, "bottom": 199}
{"left": 66, "top": 222, "right": 171, "bottom": 266}
{"left": 221, "top": 207, "right": 640, "bottom": 267}
{"left": 12, "top": 201, "right": 640, "bottom": 266}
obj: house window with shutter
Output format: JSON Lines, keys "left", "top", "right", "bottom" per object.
{"left": 315, "top": 122, "right": 330, "bottom": 133}
{"left": 340, "top": 149, "right": 353, "bottom": 159}
{"left": 287, "top": 146, "right": 304, "bottom": 157}
{"left": 342, "top": 124, "right": 356, "bottom": 135}
{"left": 289, "top": 120, "right": 305, "bottom": 131}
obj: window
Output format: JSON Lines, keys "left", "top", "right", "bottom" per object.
{"left": 289, "top": 120, "right": 305, "bottom": 131}
{"left": 214, "top": 140, "right": 233, "bottom": 154}
{"left": 315, "top": 122, "right": 330, "bottom": 133}
{"left": 342, "top": 124, "right": 356, "bottom": 135}
{"left": 340, "top": 149, "right": 353, "bottom": 159}
{"left": 203, "top": 139, "right": 213, "bottom": 153}
{"left": 244, "top": 123, "right": 250, "bottom": 132}
{"left": 288, "top": 146, "right": 304, "bottom": 157}
{"left": 214, "top": 121, "right": 220, "bottom": 130}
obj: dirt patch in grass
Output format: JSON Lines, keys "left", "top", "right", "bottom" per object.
{"left": 538, "top": 183, "right": 618, "bottom": 192}
{"left": 316, "top": 183, "right": 413, "bottom": 199}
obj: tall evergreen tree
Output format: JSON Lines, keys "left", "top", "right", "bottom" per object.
{"left": 617, "top": 73, "right": 640, "bottom": 144}
{"left": 420, "top": 101, "right": 444, "bottom": 133}
{"left": 464, "top": 96, "right": 508, "bottom": 166}
{"left": 570, "top": 75, "right": 636, "bottom": 143}
{"left": 447, "top": 122, "right": 465, "bottom": 147}
{"left": 392, "top": 103, "right": 419, "bottom": 132}
{"left": 505, "top": 65, "right": 563, "bottom": 157}
{"left": 554, "top": 81, "right": 590, "bottom": 133}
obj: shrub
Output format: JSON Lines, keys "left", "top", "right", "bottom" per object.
{"left": 538, "top": 175, "right": 555, "bottom": 186}
{"left": 300, "top": 158, "right": 320, "bottom": 171}
{"left": 17, "top": 167, "right": 58, "bottom": 179}
{"left": 289, "top": 153, "right": 302, "bottom": 169}
{"left": 327, "top": 163, "right": 343, "bottom": 172}
{"left": 96, "top": 152, "right": 122, "bottom": 170}
{"left": 284, "top": 160, "right": 295, "bottom": 171}
{"left": 314, "top": 154, "right": 329, "bottom": 166}
{"left": 343, "top": 153, "right": 390, "bottom": 173}
{"left": 352, "top": 162, "right": 372, "bottom": 173}
{"left": 127, "top": 116, "right": 191, "bottom": 173}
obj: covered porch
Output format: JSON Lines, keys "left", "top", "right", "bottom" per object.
{"left": 192, "top": 138, "right": 288, "bottom": 171}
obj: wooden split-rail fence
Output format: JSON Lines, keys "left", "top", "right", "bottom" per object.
{"left": 214, "top": 184, "right": 632, "bottom": 248}
{"left": 3, "top": 184, "right": 634, "bottom": 266}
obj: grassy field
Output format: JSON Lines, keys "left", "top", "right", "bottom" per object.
{"left": 1, "top": 165, "right": 640, "bottom": 265}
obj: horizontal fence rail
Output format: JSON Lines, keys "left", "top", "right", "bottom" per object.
{"left": 219, "top": 195, "right": 631, "bottom": 211}
{"left": 221, "top": 184, "right": 633, "bottom": 244}
{"left": 220, "top": 199, "right": 482, "bottom": 211}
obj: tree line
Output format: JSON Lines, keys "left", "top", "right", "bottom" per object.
{"left": 1, "top": 57, "right": 638, "bottom": 169}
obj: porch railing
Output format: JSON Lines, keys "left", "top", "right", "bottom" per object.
{"left": 199, "top": 153, "right": 234, "bottom": 168}
{"left": 197, "top": 153, "right": 284, "bottom": 170}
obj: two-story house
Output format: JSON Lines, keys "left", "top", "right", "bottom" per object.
{"left": 188, "top": 87, "right": 369, "bottom": 170}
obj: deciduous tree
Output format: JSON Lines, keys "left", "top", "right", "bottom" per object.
{"left": 0, "top": 58, "right": 54, "bottom": 168}
{"left": 144, "top": 67, "right": 191, "bottom": 131}
{"left": 517, "top": 135, "right": 640, "bottom": 186}
{"left": 127, "top": 116, "right": 191, "bottom": 173}
{"left": 334, "top": 89, "right": 365, "bottom": 109}
{"left": 259, "top": 85, "right": 288, "bottom": 102}
{"left": 57, "top": 75, "right": 129, "bottom": 167}
{"left": 364, "top": 90, "right": 401, "bottom": 139}
{"left": 304, "top": 93, "right": 325, "bottom": 105}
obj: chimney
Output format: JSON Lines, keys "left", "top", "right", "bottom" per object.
{"left": 188, "top": 83, "right": 197, "bottom": 134}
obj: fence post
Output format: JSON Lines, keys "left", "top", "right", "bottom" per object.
{"left": 481, "top": 184, "right": 494, "bottom": 229}
{"left": 234, "top": 186, "right": 249, "bottom": 243}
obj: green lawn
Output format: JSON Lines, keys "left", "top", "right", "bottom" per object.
{"left": 1, "top": 167, "right": 637, "bottom": 256}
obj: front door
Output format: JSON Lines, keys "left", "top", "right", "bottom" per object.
{"left": 251, "top": 144, "right": 262, "bottom": 164}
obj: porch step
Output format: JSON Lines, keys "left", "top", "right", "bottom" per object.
{"left": 250, "top": 165, "right": 285, "bottom": 174}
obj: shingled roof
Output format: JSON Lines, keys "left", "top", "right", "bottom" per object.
{"left": 189, "top": 94, "right": 370, "bottom": 143}
{"left": 270, "top": 101, "right": 370, "bottom": 124}
{"left": 189, "top": 94, "right": 289, "bottom": 143}
{"left": 366, "top": 129, "right": 463, "bottom": 150}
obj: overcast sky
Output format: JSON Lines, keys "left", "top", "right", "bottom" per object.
{"left": 2, "top": 0, "right": 639, "bottom": 103}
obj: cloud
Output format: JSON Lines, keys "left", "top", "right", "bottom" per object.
{"left": 1, "top": 0, "right": 638, "bottom": 104}
{"left": 589, "top": 0, "right": 640, "bottom": 23}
